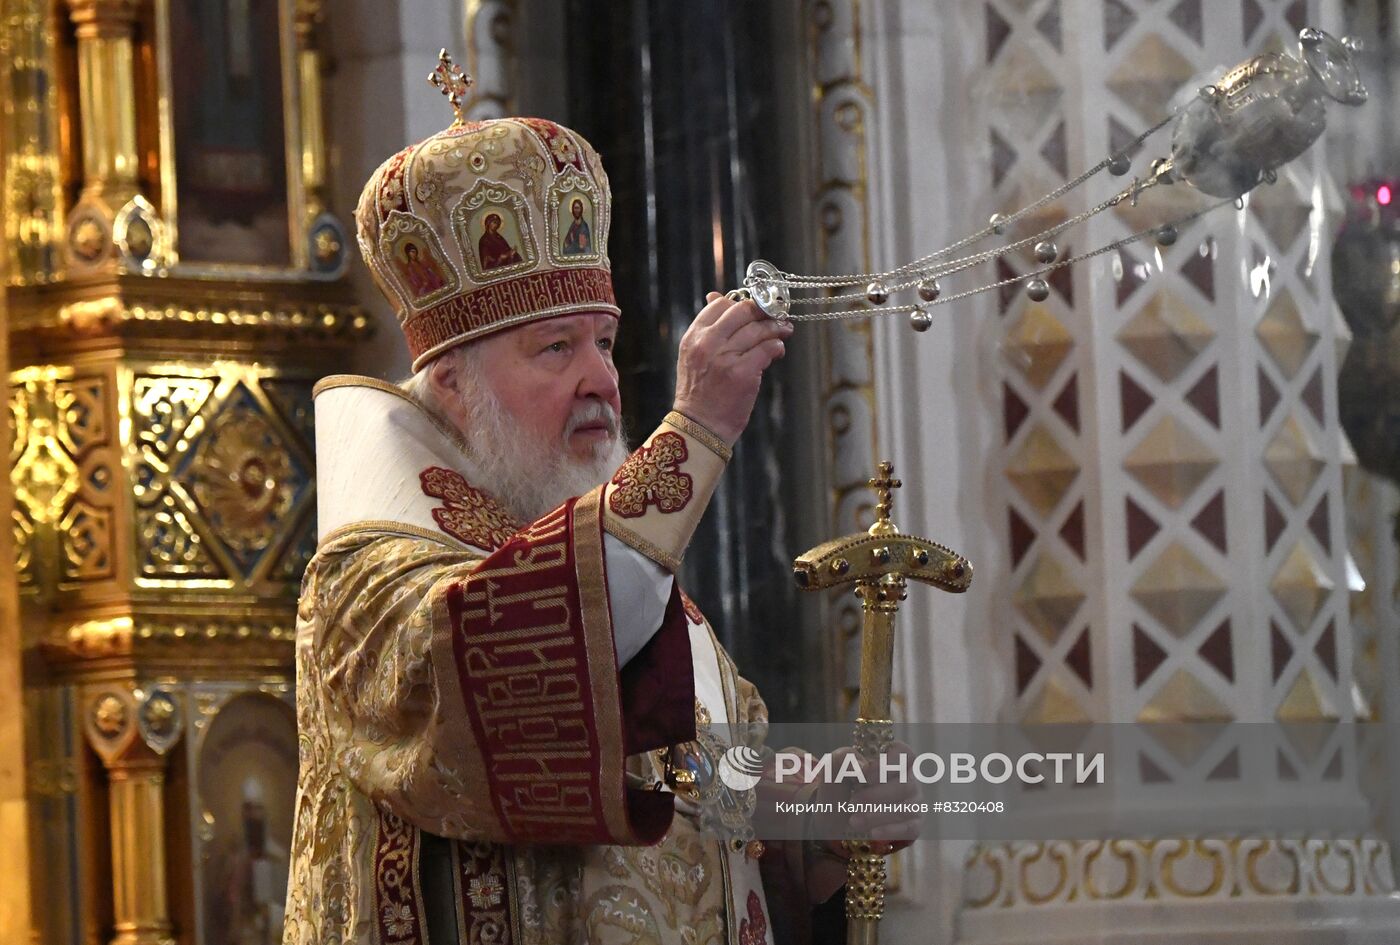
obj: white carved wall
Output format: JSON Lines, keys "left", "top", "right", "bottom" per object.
{"left": 859, "top": 0, "right": 1400, "bottom": 941}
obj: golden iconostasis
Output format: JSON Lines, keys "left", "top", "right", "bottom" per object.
{"left": 3, "top": 2, "right": 359, "bottom": 943}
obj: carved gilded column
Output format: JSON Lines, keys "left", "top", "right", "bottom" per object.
{"left": 294, "top": 1, "right": 327, "bottom": 219}
{"left": 0, "top": 131, "right": 36, "bottom": 945}
{"left": 67, "top": 0, "right": 142, "bottom": 217}
{"left": 84, "top": 686, "right": 181, "bottom": 945}
{"left": 2, "top": 0, "right": 65, "bottom": 282}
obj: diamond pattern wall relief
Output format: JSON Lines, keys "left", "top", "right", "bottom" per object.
{"left": 1106, "top": 34, "right": 1194, "bottom": 123}
{"left": 1124, "top": 416, "right": 1217, "bottom": 509}
{"left": 1256, "top": 293, "right": 1318, "bottom": 378}
{"left": 1131, "top": 542, "right": 1227, "bottom": 638}
{"left": 1004, "top": 303, "right": 1074, "bottom": 388}
{"left": 975, "top": 2, "right": 1354, "bottom": 774}
{"left": 1007, "top": 425, "right": 1079, "bottom": 515}
{"left": 1277, "top": 667, "right": 1338, "bottom": 722}
{"left": 1139, "top": 669, "right": 1232, "bottom": 723}
{"left": 1117, "top": 290, "right": 1215, "bottom": 382}
{"left": 1014, "top": 553, "right": 1086, "bottom": 644}
{"left": 1270, "top": 542, "right": 1333, "bottom": 632}
{"left": 1264, "top": 414, "right": 1324, "bottom": 506}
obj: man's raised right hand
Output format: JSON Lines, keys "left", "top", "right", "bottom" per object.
{"left": 672, "top": 292, "right": 793, "bottom": 447}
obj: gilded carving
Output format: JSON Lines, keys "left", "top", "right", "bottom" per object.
{"left": 91, "top": 692, "right": 129, "bottom": 739}
{"left": 10, "top": 370, "right": 118, "bottom": 591}
{"left": 132, "top": 376, "right": 215, "bottom": 457}
{"left": 139, "top": 690, "right": 177, "bottom": 738}
{"left": 58, "top": 500, "right": 113, "bottom": 581}
{"left": 272, "top": 522, "right": 317, "bottom": 583}
{"left": 2, "top": 0, "right": 344, "bottom": 939}
{"left": 123, "top": 374, "right": 315, "bottom": 586}
{"left": 137, "top": 689, "right": 182, "bottom": 754}
{"left": 10, "top": 411, "right": 78, "bottom": 526}
{"left": 44, "top": 616, "right": 295, "bottom": 664}
{"left": 261, "top": 380, "right": 316, "bottom": 447}
{"left": 53, "top": 377, "right": 107, "bottom": 455}
{"left": 10, "top": 297, "right": 369, "bottom": 338}
{"left": 188, "top": 398, "right": 301, "bottom": 565}
{"left": 137, "top": 502, "right": 224, "bottom": 580}
{"left": 12, "top": 509, "right": 34, "bottom": 584}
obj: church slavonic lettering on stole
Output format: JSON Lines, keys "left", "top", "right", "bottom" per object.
{"left": 457, "top": 504, "right": 604, "bottom": 836}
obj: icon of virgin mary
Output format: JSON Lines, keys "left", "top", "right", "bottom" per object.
{"left": 478, "top": 212, "right": 524, "bottom": 270}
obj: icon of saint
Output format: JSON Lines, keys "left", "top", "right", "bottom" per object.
{"left": 478, "top": 213, "right": 524, "bottom": 270}
{"left": 396, "top": 241, "right": 447, "bottom": 298}
{"left": 562, "top": 198, "right": 591, "bottom": 255}
{"left": 221, "top": 778, "right": 288, "bottom": 945}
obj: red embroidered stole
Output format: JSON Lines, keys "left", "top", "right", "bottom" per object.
{"left": 444, "top": 488, "right": 693, "bottom": 846}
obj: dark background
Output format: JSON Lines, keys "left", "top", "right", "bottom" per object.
{"left": 563, "top": 0, "right": 831, "bottom": 720}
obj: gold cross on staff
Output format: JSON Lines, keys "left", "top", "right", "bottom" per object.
{"left": 869, "top": 461, "right": 902, "bottom": 537}
{"left": 428, "top": 49, "right": 474, "bottom": 125}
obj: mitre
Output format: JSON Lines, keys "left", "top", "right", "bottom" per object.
{"left": 354, "top": 109, "right": 617, "bottom": 371}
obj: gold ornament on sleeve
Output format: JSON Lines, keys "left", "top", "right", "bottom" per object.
{"left": 793, "top": 462, "right": 972, "bottom": 945}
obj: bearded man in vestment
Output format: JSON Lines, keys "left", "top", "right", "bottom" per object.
{"left": 285, "top": 104, "right": 917, "bottom": 945}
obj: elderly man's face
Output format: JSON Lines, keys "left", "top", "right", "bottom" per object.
{"left": 472, "top": 312, "right": 622, "bottom": 462}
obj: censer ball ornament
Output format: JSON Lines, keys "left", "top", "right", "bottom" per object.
{"left": 737, "top": 27, "right": 1366, "bottom": 330}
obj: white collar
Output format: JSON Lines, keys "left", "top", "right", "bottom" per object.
{"left": 313, "top": 375, "right": 518, "bottom": 553}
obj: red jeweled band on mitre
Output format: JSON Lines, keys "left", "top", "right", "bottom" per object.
{"left": 405, "top": 265, "right": 620, "bottom": 370}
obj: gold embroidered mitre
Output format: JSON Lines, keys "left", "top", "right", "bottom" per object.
{"left": 355, "top": 78, "right": 616, "bottom": 370}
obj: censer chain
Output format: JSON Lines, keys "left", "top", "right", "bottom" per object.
{"left": 773, "top": 112, "right": 1176, "bottom": 289}
{"left": 788, "top": 171, "right": 1173, "bottom": 308}
{"left": 779, "top": 195, "right": 1234, "bottom": 323}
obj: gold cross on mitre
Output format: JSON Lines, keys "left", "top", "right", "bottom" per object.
{"left": 428, "top": 49, "right": 474, "bottom": 125}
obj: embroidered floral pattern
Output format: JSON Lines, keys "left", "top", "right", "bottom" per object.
{"left": 518, "top": 118, "right": 585, "bottom": 172}
{"left": 739, "top": 890, "right": 768, "bottom": 945}
{"left": 549, "top": 135, "right": 578, "bottom": 166}
{"left": 468, "top": 873, "right": 504, "bottom": 909}
{"left": 458, "top": 841, "right": 512, "bottom": 944}
{"left": 376, "top": 147, "right": 413, "bottom": 217}
{"left": 382, "top": 903, "right": 415, "bottom": 939}
{"left": 608, "top": 433, "right": 693, "bottom": 519}
{"left": 375, "top": 811, "right": 423, "bottom": 944}
{"left": 501, "top": 137, "right": 547, "bottom": 196}
{"left": 411, "top": 164, "right": 464, "bottom": 210}
{"left": 420, "top": 466, "right": 520, "bottom": 550}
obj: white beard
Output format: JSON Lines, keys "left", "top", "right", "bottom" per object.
{"left": 452, "top": 375, "right": 630, "bottom": 523}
